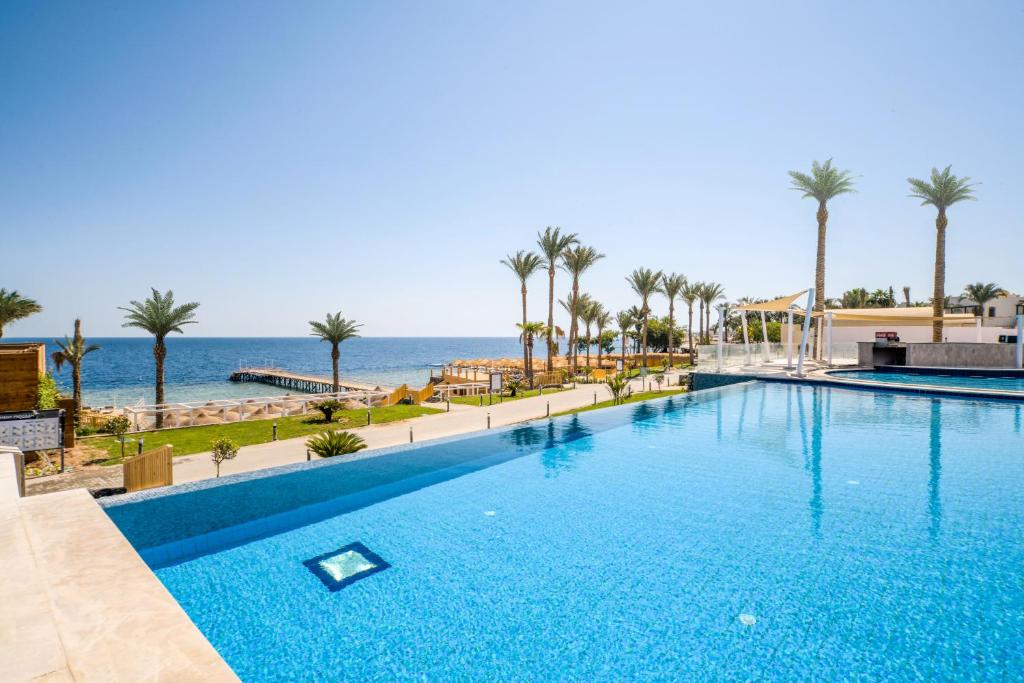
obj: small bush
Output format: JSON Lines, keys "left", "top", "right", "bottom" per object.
{"left": 210, "top": 437, "right": 240, "bottom": 477}
{"left": 306, "top": 430, "right": 367, "bottom": 458}
{"left": 103, "top": 415, "right": 132, "bottom": 458}
{"left": 36, "top": 373, "right": 60, "bottom": 409}
{"left": 313, "top": 399, "right": 344, "bottom": 423}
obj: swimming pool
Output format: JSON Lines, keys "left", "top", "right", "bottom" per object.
{"left": 104, "top": 382, "right": 1024, "bottom": 681}
{"left": 830, "top": 368, "right": 1024, "bottom": 393}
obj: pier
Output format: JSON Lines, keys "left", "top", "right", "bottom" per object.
{"left": 229, "top": 366, "right": 390, "bottom": 393}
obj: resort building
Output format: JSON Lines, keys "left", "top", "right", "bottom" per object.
{"left": 945, "top": 292, "right": 1024, "bottom": 327}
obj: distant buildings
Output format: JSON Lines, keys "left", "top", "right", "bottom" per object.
{"left": 945, "top": 293, "right": 1024, "bottom": 327}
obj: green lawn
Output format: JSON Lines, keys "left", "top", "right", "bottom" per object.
{"left": 550, "top": 388, "right": 686, "bottom": 417}
{"left": 84, "top": 404, "right": 439, "bottom": 465}
{"left": 449, "top": 386, "right": 566, "bottom": 407}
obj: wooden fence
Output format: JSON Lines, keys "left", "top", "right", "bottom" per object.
{"left": 123, "top": 445, "right": 173, "bottom": 493}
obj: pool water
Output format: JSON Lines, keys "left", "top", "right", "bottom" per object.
{"left": 831, "top": 369, "right": 1024, "bottom": 393}
{"left": 107, "top": 383, "right": 1024, "bottom": 681}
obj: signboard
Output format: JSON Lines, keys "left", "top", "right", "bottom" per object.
{"left": 875, "top": 331, "right": 898, "bottom": 341}
{"left": 0, "top": 409, "right": 64, "bottom": 453}
{"left": 489, "top": 372, "right": 503, "bottom": 393}
{"left": 615, "top": 358, "right": 624, "bottom": 372}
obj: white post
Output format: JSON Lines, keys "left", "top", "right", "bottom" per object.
{"left": 976, "top": 317, "right": 982, "bottom": 343}
{"left": 796, "top": 288, "right": 815, "bottom": 376}
{"left": 740, "top": 309, "right": 750, "bottom": 365}
{"left": 716, "top": 305, "right": 726, "bottom": 372}
{"left": 826, "top": 311, "right": 834, "bottom": 367}
{"left": 760, "top": 310, "right": 770, "bottom": 362}
{"left": 786, "top": 309, "right": 794, "bottom": 369}
{"left": 1016, "top": 315, "right": 1023, "bottom": 368}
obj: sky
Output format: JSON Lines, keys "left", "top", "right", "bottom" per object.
{"left": 2, "top": 0, "right": 1022, "bottom": 337}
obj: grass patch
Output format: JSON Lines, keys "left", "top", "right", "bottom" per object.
{"left": 550, "top": 388, "right": 686, "bottom": 418}
{"left": 88, "top": 404, "right": 439, "bottom": 465}
{"left": 449, "top": 387, "right": 566, "bottom": 407}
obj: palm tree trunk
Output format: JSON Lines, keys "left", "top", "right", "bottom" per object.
{"left": 698, "top": 301, "right": 704, "bottom": 345}
{"left": 570, "top": 279, "right": 579, "bottom": 373}
{"left": 585, "top": 323, "right": 591, "bottom": 368}
{"left": 597, "top": 328, "right": 603, "bottom": 370}
{"left": 667, "top": 302, "right": 675, "bottom": 368}
{"left": 72, "top": 365, "right": 82, "bottom": 424}
{"left": 932, "top": 210, "right": 947, "bottom": 343}
{"left": 331, "top": 344, "right": 340, "bottom": 392}
{"left": 153, "top": 338, "right": 166, "bottom": 429}
{"left": 813, "top": 201, "right": 828, "bottom": 359}
{"left": 546, "top": 267, "right": 555, "bottom": 371}
{"left": 687, "top": 304, "right": 694, "bottom": 361}
{"left": 641, "top": 311, "right": 649, "bottom": 369}
{"left": 621, "top": 331, "right": 626, "bottom": 368}
{"left": 520, "top": 283, "right": 530, "bottom": 383}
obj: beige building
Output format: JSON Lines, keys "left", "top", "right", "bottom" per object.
{"left": 945, "top": 292, "right": 1024, "bottom": 327}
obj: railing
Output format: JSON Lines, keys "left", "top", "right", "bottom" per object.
{"left": 695, "top": 342, "right": 859, "bottom": 371}
{"left": 123, "top": 445, "right": 173, "bottom": 493}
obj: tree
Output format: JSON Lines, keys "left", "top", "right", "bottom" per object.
{"left": 120, "top": 289, "right": 199, "bottom": 428}
{"left": 104, "top": 415, "right": 132, "bottom": 459}
{"left": 536, "top": 227, "right": 579, "bottom": 371}
{"left": 578, "top": 298, "right": 601, "bottom": 369}
{"left": 908, "top": 166, "right": 978, "bottom": 342}
{"left": 559, "top": 245, "right": 605, "bottom": 372}
{"left": 539, "top": 324, "right": 565, "bottom": 366}
{"left": 660, "top": 273, "right": 686, "bottom": 368}
{"left": 626, "top": 268, "right": 664, "bottom": 369}
{"left": 560, "top": 291, "right": 593, "bottom": 370}
{"left": 0, "top": 289, "right": 42, "bottom": 339}
{"left": 789, "top": 159, "right": 856, "bottom": 357}
{"left": 306, "top": 430, "right": 367, "bottom": 458}
{"left": 50, "top": 319, "right": 101, "bottom": 424}
{"left": 680, "top": 281, "right": 700, "bottom": 362}
{"left": 867, "top": 288, "right": 896, "bottom": 308}
{"left": 210, "top": 437, "right": 239, "bottom": 477}
{"left": 698, "top": 282, "right": 726, "bottom": 344}
{"left": 313, "top": 398, "right": 344, "bottom": 423}
{"left": 616, "top": 310, "right": 633, "bottom": 367}
{"left": 963, "top": 282, "right": 1008, "bottom": 324}
{"left": 501, "top": 250, "right": 546, "bottom": 384}
{"left": 516, "top": 321, "right": 545, "bottom": 382}
{"left": 841, "top": 288, "right": 869, "bottom": 309}
{"left": 902, "top": 286, "right": 912, "bottom": 307}
{"left": 607, "top": 374, "right": 629, "bottom": 405}
{"left": 309, "top": 312, "right": 362, "bottom": 392}
{"left": 594, "top": 307, "right": 612, "bottom": 370}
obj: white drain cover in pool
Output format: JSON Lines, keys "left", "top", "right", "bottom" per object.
{"left": 303, "top": 542, "right": 390, "bottom": 592}
{"left": 320, "top": 550, "right": 376, "bottom": 582}
{"left": 739, "top": 613, "right": 757, "bottom": 626}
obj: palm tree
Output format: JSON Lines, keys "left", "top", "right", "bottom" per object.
{"left": 841, "top": 288, "right": 869, "bottom": 309}
{"left": 902, "top": 286, "right": 912, "bottom": 307}
{"left": 536, "top": 227, "right": 579, "bottom": 371}
{"left": 595, "top": 307, "right": 612, "bottom": 371}
{"left": 627, "top": 305, "right": 644, "bottom": 353}
{"left": 559, "top": 245, "right": 605, "bottom": 372}
{"left": 680, "top": 281, "right": 700, "bottom": 361}
{"left": 516, "top": 321, "right": 545, "bottom": 382}
{"left": 578, "top": 299, "right": 601, "bottom": 369}
{"left": 699, "top": 282, "right": 726, "bottom": 344}
{"left": 660, "top": 273, "right": 686, "bottom": 368}
{"left": 539, "top": 324, "right": 565, "bottom": 367}
{"left": 616, "top": 310, "right": 633, "bottom": 368}
{"left": 559, "top": 292, "right": 593, "bottom": 370}
{"left": 908, "top": 166, "right": 978, "bottom": 342}
{"left": 789, "top": 159, "right": 856, "bottom": 357}
{"left": 309, "top": 312, "right": 362, "bottom": 393}
{"left": 963, "top": 282, "right": 1008, "bottom": 325}
{"left": 501, "top": 250, "right": 546, "bottom": 383}
{"left": 626, "top": 268, "right": 664, "bottom": 369}
{"left": 0, "top": 289, "right": 42, "bottom": 339}
{"left": 50, "top": 319, "right": 101, "bottom": 424}
{"left": 120, "top": 289, "right": 199, "bottom": 428}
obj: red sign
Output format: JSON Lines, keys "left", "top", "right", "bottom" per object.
{"left": 875, "top": 331, "right": 898, "bottom": 341}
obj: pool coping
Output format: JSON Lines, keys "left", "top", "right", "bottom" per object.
{"left": 817, "top": 368, "right": 1024, "bottom": 401}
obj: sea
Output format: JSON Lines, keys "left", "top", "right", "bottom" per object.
{"left": 11, "top": 337, "right": 524, "bottom": 408}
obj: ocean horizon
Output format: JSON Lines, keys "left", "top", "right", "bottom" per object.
{"left": 8, "top": 336, "right": 526, "bottom": 407}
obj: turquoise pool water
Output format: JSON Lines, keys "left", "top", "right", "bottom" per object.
{"left": 107, "top": 383, "right": 1024, "bottom": 681}
{"left": 831, "top": 369, "right": 1024, "bottom": 393}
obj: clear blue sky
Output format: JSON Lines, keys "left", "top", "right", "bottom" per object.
{"left": 3, "top": 1, "right": 1022, "bottom": 337}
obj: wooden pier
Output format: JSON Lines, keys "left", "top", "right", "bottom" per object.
{"left": 228, "top": 367, "right": 390, "bottom": 394}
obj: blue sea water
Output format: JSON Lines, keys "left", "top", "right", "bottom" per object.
{"left": 832, "top": 369, "right": 1024, "bottom": 393}
{"left": 106, "top": 382, "right": 1024, "bottom": 681}
{"left": 10, "top": 337, "right": 523, "bottom": 406}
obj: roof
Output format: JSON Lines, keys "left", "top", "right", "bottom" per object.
{"left": 734, "top": 291, "right": 809, "bottom": 312}
{"left": 816, "top": 307, "right": 976, "bottom": 326}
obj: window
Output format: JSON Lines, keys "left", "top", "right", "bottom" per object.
{"left": 989, "top": 306, "right": 997, "bottom": 318}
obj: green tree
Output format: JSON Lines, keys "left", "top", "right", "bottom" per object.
{"left": 560, "top": 245, "right": 605, "bottom": 372}
{"left": 680, "top": 281, "right": 700, "bottom": 361}
{"left": 0, "top": 289, "right": 42, "bottom": 339}
{"left": 120, "top": 289, "right": 199, "bottom": 428}
{"left": 908, "top": 166, "right": 978, "bottom": 342}
{"left": 104, "top": 415, "right": 132, "bottom": 459}
{"left": 626, "top": 268, "right": 664, "bottom": 369}
{"left": 660, "top": 273, "right": 686, "bottom": 367}
{"left": 594, "top": 307, "right": 612, "bottom": 369}
{"left": 963, "top": 282, "right": 1008, "bottom": 324}
{"left": 307, "top": 430, "right": 367, "bottom": 458}
{"left": 50, "top": 319, "right": 101, "bottom": 424}
{"left": 501, "top": 250, "right": 546, "bottom": 383}
{"left": 616, "top": 310, "right": 633, "bottom": 367}
{"left": 578, "top": 298, "right": 602, "bottom": 368}
{"left": 841, "top": 288, "right": 869, "bottom": 309}
{"left": 789, "top": 159, "right": 856, "bottom": 356}
{"left": 210, "top": 437, "right": 239, "bottom": 477}
{"left": 313, "top": 398, "right": 344, "bottom": 423}
{"left": 309, "top": 312, "right": 362, "bottom": 392}
{"left": 698, "top": 282, "right": 726, "bottom": 344}
{"left": 516, "top": 321, "right": 545, "bottom": 382}
{"left": 536, "top": 227, "right": 579, "bottom": 371}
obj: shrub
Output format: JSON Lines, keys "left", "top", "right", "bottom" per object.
{"left": 607, "top": 374, "right": 630, "bottom": 405}
{"left": 103, "top": 415, "right": 132, "bottom": 458}
{"left": 306, "top": 430, "right": 367, "bottom": 458}
{"left": 505, "top": 378, "right": 523, "bottom": 397}
{"left": 36, "top": 373, "right": 60, "bottom": 409}
{"left": 313, "top": 399, "right": 344, "bottom": 423}
{"left": 210, "top": 437, "right": 239, "bottom": 477}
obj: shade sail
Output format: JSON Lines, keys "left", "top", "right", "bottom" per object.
{"left": 734, "top": 291, "right": 809, "bottom": 312}
{"left": 812, "top": 307, "right": 976, "bottom": 327}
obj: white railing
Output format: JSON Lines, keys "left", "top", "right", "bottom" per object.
{"left": 695, "top": 342, "right": 858, "bottom": 372}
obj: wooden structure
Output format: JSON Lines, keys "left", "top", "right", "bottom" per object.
{"left": 123, "top": 445, "right": 173, "bottom": 492}
{"left": 229, "top": 366, "right": 389, "bottom": 393}
{"left": 0, "top": 343, "right": 45, "bottom": 411}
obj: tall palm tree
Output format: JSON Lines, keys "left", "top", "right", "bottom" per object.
{"left": 680, "top": 281, "right": 700, "bottom": 361}
{"left": 309, "top": 312, "right": 362, "bottom": 393}
{"left": 789, "top": 159, "right": 856, "bottom": 357}
{"left": 559, "top": 292, "right": 593, "bottom": 370}
{"left": 536, "top": 227, "right": 579, "bottom": 371}
{"left": 626, "top": 268, "right": 664, "bottom": 369}
{"left": 0, "top": 289, "right": 42, "bottom": 339}
{"left": 120, "top": 289, "right": 199, "bottom": 427}
{"left": 50, "top": 319, "right": 101, "bottom": 424}
{"left": 595, "top": 307, "right": 612, "bottom": 371}
{"left": 841, "top": 288, "right": 869, "bottom": 309}
{"left": 501, "top": 250, "right": 546, "bottom": 383}
{"left": 660, "top": 273, "right": 686, "bottom": 368}
{"left": 699, "top": 282, "right": 726, "bottom": 344}
{"left": 559, "top": 245, "right": 605, "bottom": 372}
{"left": 908, "top": 166, "right": 978, "bottom": 342}
{"left": 516, "top": 321, "right": 545, "bottom": 381}
{"left": 902, "top": 286, "right": 912, "bottom": 308}
{"left": 578, "top": 298, "right": 601, "bottom": 369}
{"left": 616, "top": 310, "right": 633, "bottom": 367}
{"left": 539, "top": 324, "right": 565, "bottom": 367}
{"left": 963, "top": 282, "right": 1007, "bottom": 325}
